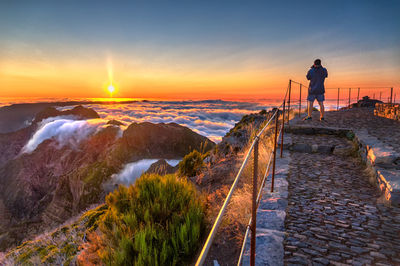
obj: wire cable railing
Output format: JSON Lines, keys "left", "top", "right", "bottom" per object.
{"left": 195, "top": 79, "right": 395, "bottom": 266}
{"left": 195, "top": 80, "right": 290, "bottom": 266}
{"left": 287, "top": 81, "right": 396, "bottom": 111}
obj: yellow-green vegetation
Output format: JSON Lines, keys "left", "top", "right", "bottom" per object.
{"left": 4, "top": 205, "right": 106, "bottom": 265}
{"left": 82, "top": 161, "right": 115, "bottom": 186}
{"left": 79, "top": 204, "right": 108, "bottom": 232}
{"left": 5, "top": 220, "right": 85, "bottom": 265}
{"left": 178, "top": 149, "right": 208, "bottom": 177}
{"left": 3, "top": 174, "right": 204, "bottom": 266}
{"left": 99, "top": 174, "right": 205, "bottom": 265}
{"left": 80, "top": 161, "right": 116, "bottom": 205}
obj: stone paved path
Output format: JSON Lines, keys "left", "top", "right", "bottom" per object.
{"left": 284, "top": 134, "right": 400, "bottom": 266}
{"left": 299, "top": 108, "right": 400, "bottom": 151}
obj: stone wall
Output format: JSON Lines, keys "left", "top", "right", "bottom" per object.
{"left": 374, "top": 103, "right": 400, "bottom": 120}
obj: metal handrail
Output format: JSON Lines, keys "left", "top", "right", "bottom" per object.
{"left": 195, "top": 109, "right": 279, "bottom": 266}
{"left": 195, "top": 82, "right": 289, "bottom": 266}
{"left": 236, "top": 123, "right": 281, "bottom": 265}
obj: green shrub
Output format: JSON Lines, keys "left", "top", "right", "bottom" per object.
{"left": 80, "top": 204, "right": 108, "bottom": 231}
{"left": 99, "top": 174, "right": 205, "bottom": 266}
{"left": 178, "top": 150, "right": 207, "bottom": 177}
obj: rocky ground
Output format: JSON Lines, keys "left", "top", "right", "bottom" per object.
{"left": 283, "top": 114, "right": 400, "bottom": 266}
{"left": 285, "top": 153, "right": 400, "bottom": 265}
{"left": 301, "top": 108, "right": 400, "bottom": 151}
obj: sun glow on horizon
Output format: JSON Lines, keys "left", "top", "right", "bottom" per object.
{"left": 108, "top": 84, "right": 115, "bottom": 97}
{"left": 105, "top": 58, "right": 119, "bottom": 98}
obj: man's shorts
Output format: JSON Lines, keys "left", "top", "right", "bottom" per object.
{"left": 307, "top": 94, "right": 325, "bottom": 102}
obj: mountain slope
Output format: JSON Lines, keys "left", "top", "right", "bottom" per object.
{"left": 0, "top": 106, "right": 214, "bottom": 251}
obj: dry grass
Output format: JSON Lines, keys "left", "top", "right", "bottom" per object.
{"left": 203, "top": 114, "right": 280, "bottom": 265}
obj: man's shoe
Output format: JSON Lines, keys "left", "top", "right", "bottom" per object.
{"left": 320, "top": 117, "right": 326, "bottom": 121}
{"left": 303, "top": 116, "right": 312, "bottom": 121}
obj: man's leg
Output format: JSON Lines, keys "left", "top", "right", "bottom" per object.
{"left": 308, "top": 101, "right": 313, "bottom": 117}
{"left": 318, "top": 101, "right": 325, "bottom": 119}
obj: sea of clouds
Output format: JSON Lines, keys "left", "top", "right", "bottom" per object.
{"left": 22, "top": 100, "right": 274, "bottom": 154}
{"left": 84, "top": 100, "right": 271, "bottom": 142}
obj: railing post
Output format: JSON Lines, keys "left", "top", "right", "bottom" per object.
{"left": 287, "top": 80, "right": 291, "bottom": 124}
{"left": 337, "top": 88, "right": 340, "bottom": 110}
{"left": 373, "top": 93, "right": 375, "bottom": 100}
{"left": 280, "top": 100, "right": 286, "bottom": 158}
{"left": 271, "top": 110, "right": 279, "bottom": 193}
{"left": 299, "top": 84, "right": 302, "bottom": 117}
{"left": 250, "top": 138, "right": 259, "bottom": 266}
{"left": 357, "top": 87, "right": 360, "bottom": 103}
{"left": 395, "top": 93, "right": 397, "bottom": 104}
{"left": 380, "top": 91, "right": 382, "bottom": 101}
{"left": 390, "top": 87, "right": 393, "bottom": 104}
{"left": 348, "top": 88, "right": 351, "bottom": 107}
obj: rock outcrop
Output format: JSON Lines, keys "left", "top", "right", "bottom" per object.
{"left": 112, "top": 122, "right": 215, "bottom": 163}
{"left": 217, "top": 109, "right": 276, "bottom": 155}
{"left": 344, "top": 96, "right": 383, "bottom": 109}
{"left": 146, "top": 159, "right": 178, "bottom": 175}
{"left": 33, "top": 105, "right": 100, "bottom": 123}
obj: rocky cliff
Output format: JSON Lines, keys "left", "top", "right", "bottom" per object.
{"left": 0, "top": 106, "right": 214, "bottom": 251}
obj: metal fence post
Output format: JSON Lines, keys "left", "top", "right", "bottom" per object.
{"left": 299, "top": 84, "right": 302, "bottom": 116}
{"left": 348, "top": 88, "right": 351, "bottom": 107}
{"left": 373, "top": 93, "right": 375, "bottom": 99}
{"left": 390, "top": 87, "right": 393, "bottom": 104}
{"left": 271, "top": 110, "right": 279, "bottom": 193}
{"left": 280, "top": 100, "right": 286, "bottom": 158}
{"left": 380, "top": 91, "right": 382, "bottom": 101}
{"left": 337, "top": 88, "right": 340, "bottom": 110}
{"left": 250, "top": 138, "right": 259, "bottom": 266}
{"left": 287, "top": 80, "right": 291, "bottom": 124}
{"left": 357, "top": 87, "right": 360, "bottom": 103}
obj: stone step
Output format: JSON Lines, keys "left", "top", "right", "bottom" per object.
{"left": 278, "top": 133, "right": 350, "bottom": 155}
{"left": 285, "top": 125, "right": 351, "bottom": 136}
{"left": 354, "top": 129, "right": 400, "bottom": 168}
{"left": 284, "top": 124, "right": 400, "bottom": 206}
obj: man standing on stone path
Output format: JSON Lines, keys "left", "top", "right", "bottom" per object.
{"left": 304, "top": 59, "right": 328, "bottom": 121}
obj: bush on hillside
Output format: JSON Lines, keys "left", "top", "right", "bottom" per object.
{"left": 178, "top": 149, "right": 208, "bottom": 177}
{"left": 98, "top": 174, "right": 205, "bottom": 266}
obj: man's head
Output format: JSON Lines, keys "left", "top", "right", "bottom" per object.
{"left": 314, "top": 59, "right": 322, "bottom": 66}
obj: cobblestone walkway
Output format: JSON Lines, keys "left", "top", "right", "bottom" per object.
{"left": 299, "top": 108, "right": 400, "bottom": 151}
{"left": 284, "top": 135, "right": 400, "bottom": 265}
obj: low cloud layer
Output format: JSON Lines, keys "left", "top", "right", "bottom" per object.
{"left": 85, "top": 100, "right": 270, "bottom": 142}
{"left": 113, "top": 159, "right": 181, "bottom": 186}
{"left": 22, "top": 117, "right": 112, "bottom": 153}
{"left": 20, "top": 100, "right": 270, "bottom": 154}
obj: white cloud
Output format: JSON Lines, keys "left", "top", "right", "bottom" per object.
{"left": 22, "top": 118, "right": 113, "bottom": 153}
{"left": 112, "top": 159, "right": 181, "bottom": 186}
{"left": 86, "top": 100, "right": 269, "bottom": 142}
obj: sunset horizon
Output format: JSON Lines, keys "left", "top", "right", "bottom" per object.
{"left": 1, "top": 1, "right": 400, "bottom": 265}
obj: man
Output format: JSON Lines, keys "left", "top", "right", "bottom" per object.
{"left": 304, "top": 59, "right": 328, "bottom": 121}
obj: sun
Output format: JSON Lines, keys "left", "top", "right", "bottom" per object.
{"left": 107, "top": 84, "right": 115, "bottom": 97}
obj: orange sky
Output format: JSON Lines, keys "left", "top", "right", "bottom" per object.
{"left": 1, "top": 50, "right": 399, "bottom": 100}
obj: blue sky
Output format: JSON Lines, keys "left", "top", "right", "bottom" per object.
{"left": 0, "top": 0, "right": 399, "bottom": 98}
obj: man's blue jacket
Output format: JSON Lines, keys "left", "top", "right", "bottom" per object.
{"left": 306, "top": 66, "right": 328, "bottom": 95}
